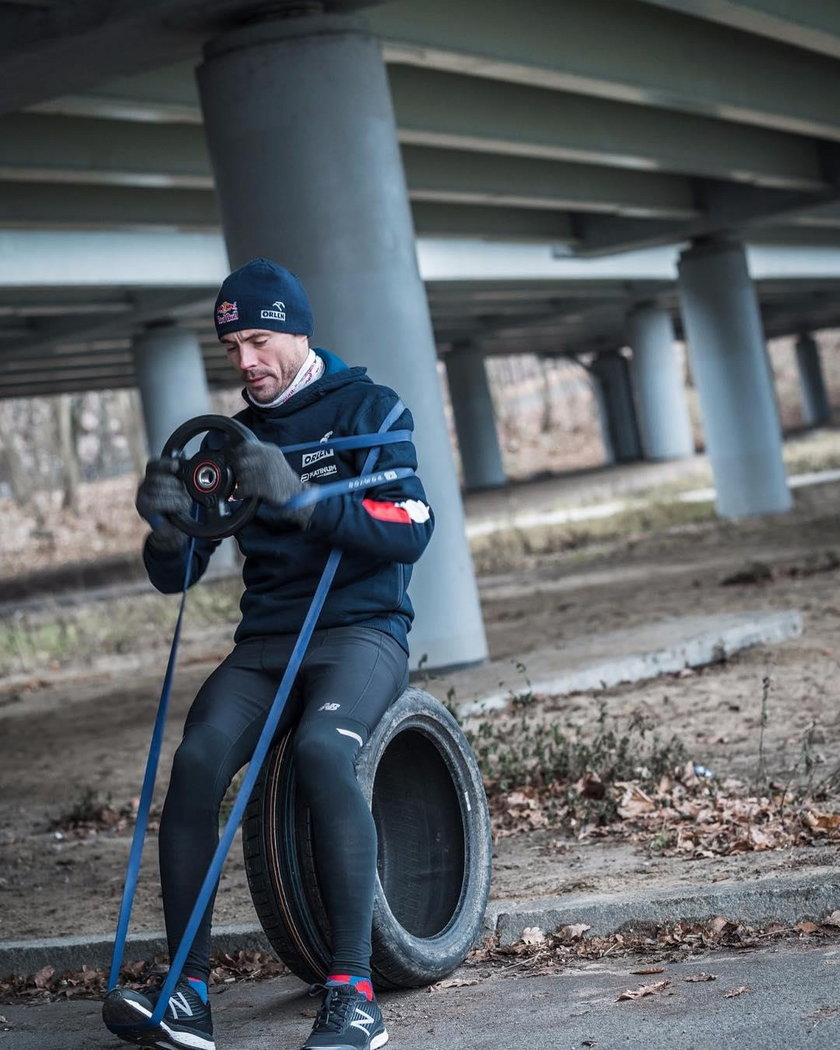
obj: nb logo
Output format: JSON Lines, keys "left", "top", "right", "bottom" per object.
{"left": 351, "top": 1008, "right": 374, "bottom": 1033}
{"left": 168, "top": 992, "right": 193, "bottom": 1020}
{"left": 318, "top": 702, "right": 341, "bottom": 712}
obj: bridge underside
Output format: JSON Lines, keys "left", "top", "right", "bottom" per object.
{"left": 3, "top": 0, "right": 840, "bottom": 667}
{"left": 0, "top": 0, "right": 839, "bottom": 396}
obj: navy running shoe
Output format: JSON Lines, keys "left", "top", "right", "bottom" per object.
{"left": 302, "top": 984, "right": 388, "bottom": 1050}
{"left": 102, "top": 979, "right": 214, "bottom": 1050}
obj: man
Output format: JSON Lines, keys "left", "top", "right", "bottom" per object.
{"left": 103, "top": 258, "right": 434, "bottom": 1050}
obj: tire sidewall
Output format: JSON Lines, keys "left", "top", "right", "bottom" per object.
{"left": 358, "top": 688, "right": 493, "bottom": 986}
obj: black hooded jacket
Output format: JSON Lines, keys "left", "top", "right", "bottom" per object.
{"left": 143, "top": 350, "right": 435, "bottom": 652}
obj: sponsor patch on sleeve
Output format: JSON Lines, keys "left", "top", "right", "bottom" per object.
{"left": 362, "top": 498, "right": 431, "bottom": 524}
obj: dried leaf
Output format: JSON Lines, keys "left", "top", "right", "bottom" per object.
{"left": 723, "top": 986, "right": 752, "bottom": 998}
{"left": 616, "top": 980, "right": 670, "bottom": 1001}
{"left": 805, "top": 810, "right": 840, "bottom": 832}
{"left": 748, "top": 826, "right": 774, "bottom": 850}
{"left": 520, "top": 926, "right": 546, "bottom": 946}
{"left": 631, "top": 967, "right": 664, "bottom": 975}
{"left": 795, "top": 921, "right": 819, "bottom": 935}
{"left": 617, "top": 784, "right": 655, "bottom": 819}
{"left": 559, "top": 924, "right": 592, "bottom": 942}
{"left": 823, "top": 911, "right": 840, "bottom": 928}
{"left": 575, "top": 772, "right": 606, "bottom": 800}
{"left": 708, "top": 916, "right": 737, "bottom": 938}
{"left": 427, "top": 977, "right": 480, "bottom": 992}
{"left": 684, "top": 972, "right": 717, "bottom": 983}
{"left": 32, "top": 966, "right": 54, "bottom": 989}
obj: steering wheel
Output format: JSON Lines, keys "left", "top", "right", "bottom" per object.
{"left": 160, "top": 414, "right": 259, "bottom": 540}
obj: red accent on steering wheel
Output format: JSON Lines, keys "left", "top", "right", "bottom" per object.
{"left": 192, "top": 460, "right": 222, "bottom": 494}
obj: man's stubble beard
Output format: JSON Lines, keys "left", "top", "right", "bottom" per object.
{"left": 246, "top": 365, "right": 296, "bottom": 404}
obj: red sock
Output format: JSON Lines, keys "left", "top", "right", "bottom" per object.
{"left": 326, "top": 974, "right": 374, "bottom": 1001}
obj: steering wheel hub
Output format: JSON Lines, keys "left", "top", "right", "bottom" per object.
{"left": 192, "top": 460, "right": 223, "bottom": 494}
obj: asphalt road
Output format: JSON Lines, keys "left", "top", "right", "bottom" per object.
{"left": 2, "top": 941, "right": 839, "bottom": 1050}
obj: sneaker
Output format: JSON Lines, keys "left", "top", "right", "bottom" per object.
{"left": 102, "top": 979, "right": 214, "bottom": 1050}
{"left": 302, "top": 984, "right": 388, "bottom": 1050}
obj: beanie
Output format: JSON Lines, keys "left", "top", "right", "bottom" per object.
{"left": 214, "top": 258, "right": 314, "bottom": 338}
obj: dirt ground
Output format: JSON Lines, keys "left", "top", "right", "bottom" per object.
{"left": 2, "top": 471, "right": 840, "bottom": 949}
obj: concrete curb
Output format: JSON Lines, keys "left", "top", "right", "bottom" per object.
{"left": 0, "top": 924, "right": 272, "bottom": 981}
{"left": 488, "top": 871, "right": 840, "bottom": 946}
{"left": 2, "top": 872, "right": 837, "bottom": 979}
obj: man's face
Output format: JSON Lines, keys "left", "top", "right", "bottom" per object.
{"left": 221, "top": 329, "right": 310, "bottom": 403}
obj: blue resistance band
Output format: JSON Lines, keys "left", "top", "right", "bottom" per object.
{"left": 107, "top": 401, "right": 408, "bottom": 1021}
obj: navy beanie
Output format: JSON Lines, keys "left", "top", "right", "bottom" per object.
{"left": 214, "top": 258, "right": 314, "bottom": 338}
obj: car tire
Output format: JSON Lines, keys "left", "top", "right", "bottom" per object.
{"left": 242, "top": 686, "right": 492, "bottom": 989}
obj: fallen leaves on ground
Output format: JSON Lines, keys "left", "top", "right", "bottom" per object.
{"left": 498, "top": 790, "right": 550, "bottom": 833}
{"left": 560, "top": 924, "right": 592, "bottom": 942}
{"left": 427, "top": 977, "right": 481, "bottom": 993}
{"left": 486, "top": 758, "right": 840, "bottom": 859}
{"left": 616, "top": 784, "right": 655, "bottom": 820}
{"left": 721, "top": 551, "right": 840, "bottom": 587}
{"left": 616, "top": 979, "right": 670, "bottom": 1001}
{"left": 804, "top": 811, "right": 840, "bottom": 833}
{"left": 209, "top": 950, "right": 287, "bottom": 985}
{"left": 723, "top": 985, "right": 752, "bottom": 998}
{"left": 48, "top": 797, "right": 161, "bottom": 839}
{"left": 467, "top": 914, "right": 840, "bottom": 978}
{"left": 631, "top": 967, "right": 664, "bottom": 975}
{"left": 804, "top": 1005, "right": 840, "bottom": 1025}
{"left": 0, "top": 950, "right": 288, "bottom": 1004}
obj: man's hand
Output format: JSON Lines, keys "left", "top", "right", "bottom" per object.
{"left": 136, "top": 458, "right": 191, "bottom": 552}
{"left": 231, "top": 441, "right": 313, "bottom": 527}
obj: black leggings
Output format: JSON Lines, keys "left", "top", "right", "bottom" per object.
{"left": 158, "top": 625, "right": 409, "bottom": 982}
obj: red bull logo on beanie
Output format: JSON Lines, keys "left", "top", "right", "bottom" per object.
{"left": 216, "top": 300, "right": 239, "bottom": 324}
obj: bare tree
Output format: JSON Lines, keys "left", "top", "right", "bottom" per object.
{"left": 539, "top": 357, "right": 554, "bottom": 433}
{"left": 117, "top": 390, "right": 148, "bottom": 474}
{"left": 57, "top": 394, "right": 82, "bottom": 512}
{"left": 0, "top": 413, "right": 31, "bottom": 507}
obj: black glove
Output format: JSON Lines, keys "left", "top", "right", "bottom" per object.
{"left": 231, "top": 440, "right": 314, "bottom": 528}
{"left": 135, "top": 458, "right": 191, "bottom": 552}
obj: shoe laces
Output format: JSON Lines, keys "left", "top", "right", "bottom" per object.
{"left": 310, "top": 985, "right": 361, "bottom": 1034}
{"left": 141, "top": 978, "right": 201, "bottom": 1011}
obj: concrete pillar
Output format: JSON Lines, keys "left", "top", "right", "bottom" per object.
{"left": 590, "top": 352, "right": 643, "bottom": 464}
{"left": 444, "top": 343, "right": 506, "bottom": 491}
{"left": 795, "top": 333, "right": 831, "bottom": 428}
{"left": 677, "top": 237, "right": 791, "bottom": 518}
{"left": 132, "top": 323, "right": 211, "bottom": 458}
{"left": 196, "top": 11, "right": 487, "bottom": 670}
{"left": 627, "top": 304, "right": 694, "bottom": 460}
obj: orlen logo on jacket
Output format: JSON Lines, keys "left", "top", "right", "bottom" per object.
{"left": 301, "top": 430, "right": 335, "bottom": 468}
{"left": 302, "top": 447, "right": 334, "bottom": 468}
